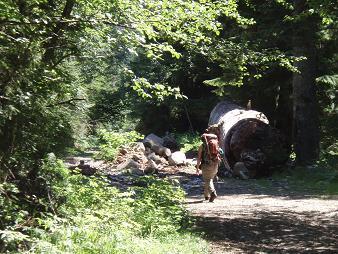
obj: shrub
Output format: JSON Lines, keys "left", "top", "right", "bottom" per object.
{"left": 132, "top": 176, "right": 188, "bottom": 237}
{"left": 176, "top": 132, "right": 202, "bottom": 153}
{"left": 96, "top": 129, "right": 144, "bottom": 161}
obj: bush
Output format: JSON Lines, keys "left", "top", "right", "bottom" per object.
{"left": 176, "top": 132, "right": 202, "bottom": 153}
{"left": 96, "top": 129, "right": 144, "bottom": 161}
{"left": 133, "top": 176, "right": 188, "bottom": 237}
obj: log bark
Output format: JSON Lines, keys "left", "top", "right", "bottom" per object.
{"left": 209, "top": 101, "right": 290, "bottom": 177}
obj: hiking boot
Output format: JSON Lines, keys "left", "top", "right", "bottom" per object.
{"left": 209, "top": 192, "right": 217, "bottom": 202}
{"left": 205, "top": 196, "right": 209, "bottom": 201}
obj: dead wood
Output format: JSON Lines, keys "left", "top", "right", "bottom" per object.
{"left": 209, "top": 101, "right": 289, "bottom": 177}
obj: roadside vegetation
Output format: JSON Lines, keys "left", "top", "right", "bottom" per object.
{"left": 1, "top": 149, "right": 208, "bottom": 253}
{"left": 256, "top": 146, "right": 338, "bottom": 195}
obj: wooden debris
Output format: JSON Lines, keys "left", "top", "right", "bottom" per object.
{"left": 209, "top": 100, "right": 290, "bottom": 177}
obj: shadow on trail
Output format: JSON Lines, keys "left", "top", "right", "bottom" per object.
{"left": 183, "top": 176, "right": 338, "bottom": 253}
{"left": 193, "top": 210, "right": 338, "bottom": 253}
{"left": 184, "top": 175, "right": 338, "bottom": 200}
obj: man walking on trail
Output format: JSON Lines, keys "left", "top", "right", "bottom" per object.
{"left": 195, "top": 125, "right": 223, "bottom": 202}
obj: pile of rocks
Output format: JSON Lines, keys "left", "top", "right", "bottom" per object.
{"left": 114, "top": 133, "right": 196, "bottom": 176}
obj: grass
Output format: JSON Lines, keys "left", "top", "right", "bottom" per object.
{"left": 256, "top": 163, "right": 338, "bottom": 195}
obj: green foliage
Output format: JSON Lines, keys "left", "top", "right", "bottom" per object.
{"left": 96, "top": 129, "right": 144, "bottom": 161}
{"left": 317, "top": 75, "right": 338, "bottom": 114}
{"left": 133, "top": 176, "right": 188, "bottom": 237}
{"left": 0, "top": 182, "right": 29, "bottom": 246}
{"left": 10, "top": 158, "right": 206, "bottom": 253}
{"left": 176, "top": 133, "right": 202, "bottom": 153}
{"left": 287, "top": 166, "right": 338, "bottom": 195}
{"left": 257, "top": 157, "right": 338, "bottom": 195}
{"left": 131, "top": 78, "right": 187, "bottom": 102}
{"left": 2, "top": 154, "right": 209, "bottom": 253}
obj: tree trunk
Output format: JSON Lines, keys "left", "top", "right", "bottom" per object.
{"left": 42, "top": 0, "right": 76, "bottom": 64}
{"left": 209, "top": 100, "right": 289, "bottom": 177}
{"left": 292, "top": 0, "right": 320, "bottom": 165}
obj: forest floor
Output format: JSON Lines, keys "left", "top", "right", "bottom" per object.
{"left": 65, "top": 154, "right": 338, "bottom": 254}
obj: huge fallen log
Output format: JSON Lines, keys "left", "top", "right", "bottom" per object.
{"left": 209, "top": 101, "right": 290, "bottom": 177}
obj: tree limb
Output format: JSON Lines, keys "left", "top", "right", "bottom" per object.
{"left": 42, "top": 0, "right": 76, "bottom": 64}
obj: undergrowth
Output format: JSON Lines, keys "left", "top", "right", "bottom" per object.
{"left": 256, "top": 147, "right": 338, "bottom": 195}
{"left": 96, "top": 129, "right": 144, "bottom": 161}
{"left": 176, "top": 132, "right": 201, "bottom": 153}
{"left": 1, "top": 150, "right": 208, "bottom": 253}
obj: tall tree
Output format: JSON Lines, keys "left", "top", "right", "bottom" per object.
{"left": 292, "top": 0, "right": 320, "bottom": 165}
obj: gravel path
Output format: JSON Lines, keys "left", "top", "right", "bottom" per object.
{"left": 184, "top": 177, "right": 338, "bottom": 254}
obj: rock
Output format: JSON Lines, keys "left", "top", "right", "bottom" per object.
{"left": 163, "top": 133, "right": 179, "bottom": 151}
{"left": 151, "top": 144, "right": 171, "bottom": 157}
{"left": 160, "top": 157, "right": 168, "bottom": 165}
{"left": 147, "top": 152, "right": 162, "bottom": 164}
{"left": 127, "top": 167, "right": 144, "bottom": 176}
{"left": 151, "top": 144, "right": 162, "bottom": 154}
{"left": 132, "top": 154, "right": 143, "bottom": 162}
{"left": 143, "top": 133, "right": 164, "bottom": 148}
{"left": 77, "top": 160, "right": 96, "bottom": 176}
{"left": 144, "top": 159, "right": 159, "bottom": 174}
{"left": 161, "top": 147, "right": 172, "bottom": 158}
{"left": 80, "top": 165, "right": 96, "bottom": 176}
{"left": 130, "top": 142, "right": 146, "bottom": 153}
{"left": 117, "top": 159, "right": 142, "bottom": 172}
{"left": 119, "top": 148, "right": 128, "bottom": 155}
{"left": 185, "top": 158, "right": 197, "bottom": 167}
{"left": 233, "top": 162, "right": 249, "bottom": 180}
{"left": 168, "top": 151, "right": 186, "bottom": 166}
{"left": 144, "top": 147, "right": 152, "bottom": 156}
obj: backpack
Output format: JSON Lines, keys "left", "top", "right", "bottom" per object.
{"left": 201, "top": 133, "right": 220, "bottom": 163}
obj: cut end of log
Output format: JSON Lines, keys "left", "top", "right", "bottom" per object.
{"left": 209, "top": 101, "right": 290, "bottom": 178}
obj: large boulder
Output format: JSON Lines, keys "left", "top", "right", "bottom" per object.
{"left": 163, "top": 133, "right": 179, "bottom": 151}
{"left": 143, "top": 133, "right": 164, "bottom": 148}
{"left": 185, "top": 158, "right": 197, "bottom": 167}
{"left": 168, "top": 151, "right": 186, "bottom": 166}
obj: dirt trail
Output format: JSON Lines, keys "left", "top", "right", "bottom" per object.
{"left": 184, "top": 176, "right": 338, "bottom": 254}
{"left": 65, "top": 153, "right": 337, "bottom": 253}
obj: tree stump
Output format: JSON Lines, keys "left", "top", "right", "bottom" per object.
{"left": 209, "top": 101, "right": 290, "bottom": 177}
